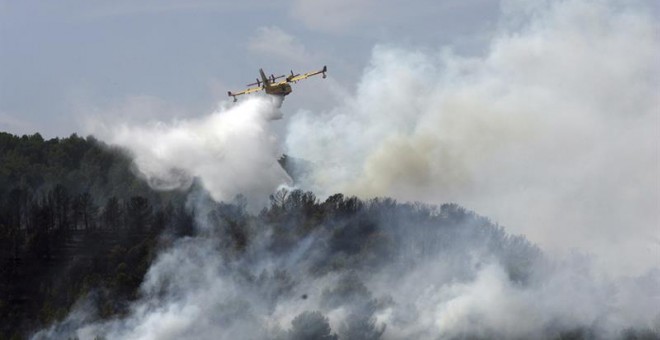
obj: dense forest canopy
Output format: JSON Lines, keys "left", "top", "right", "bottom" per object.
{"left": 0, "top": 132, "right": 190, "bottom": 339}
{"left": 0, "top": 132, "right": 657, "bottom": 340}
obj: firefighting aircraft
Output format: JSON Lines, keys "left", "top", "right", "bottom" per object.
{"left": 228, "top": 65, "right": 327, "bottom": 102}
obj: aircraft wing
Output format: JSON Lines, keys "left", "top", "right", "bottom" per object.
{"left": 228, "top": 86, "right": 263, "bottom": 102}
{"left": 271, "top": 79, "right": 289, "bottom": 87}
{"left": 287, "top": 65, "right": 327, "bottom": 83}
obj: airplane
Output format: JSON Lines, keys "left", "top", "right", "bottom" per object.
{"left": 228, "top": 66, "right": 327, "bottom": 102}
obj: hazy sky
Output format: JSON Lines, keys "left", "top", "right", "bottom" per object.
{"left": 0, "top": 0, "right": 500, "bottom": 137}
{"left": 2, "top": 1, "right": 659, "bottom": 277}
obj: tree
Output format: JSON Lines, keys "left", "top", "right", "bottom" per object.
{"left": 78, "top": 192, "right": 97, "bottom": 231}
{"left": 101, "top": 197, "right": 122, "bottom": 230}
{"left": 126, "top": 196, "right": 152, "bottom": 232}
{"left": 50, "top": 184, "right": 70, "bottom": 231}
{"left": 5, "top": 187, "right": 28, "bottom": 230}
{"left": 29, "top": 200, "right": 53, "bottom": 259}
{"left": 339, "top": 315, "right": 385, "bottom": 340}
{"left": 270, "top": 188, "right": 289, "bottom": 209}
{"left": 288, "top": 311, "right": 337, "bottom": 340}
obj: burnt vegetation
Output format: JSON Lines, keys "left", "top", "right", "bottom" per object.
{"left": 1, "top": 132, "right": 657, "bottom": 340}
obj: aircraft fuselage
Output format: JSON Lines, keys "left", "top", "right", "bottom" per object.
{"left": 265, "top": 83, "right": 292, "bottom": 97}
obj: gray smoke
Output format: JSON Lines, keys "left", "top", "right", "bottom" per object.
{"left": 32, "top": 193, "right": 660, "bottom": 339}
{"left": 33, "top": 0, "right": 660, "bottom": 339}
{"left": 286, "top": 0, "right": 660, "bottom": 276}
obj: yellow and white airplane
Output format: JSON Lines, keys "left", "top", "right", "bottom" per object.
{"left": 228, "top": 66, "right": 327, "bottom": 102}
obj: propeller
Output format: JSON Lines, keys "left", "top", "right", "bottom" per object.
{"left": 246, "top": 78, "right": 262, "bottom": 87}
{"left": 270, "top": 74, "right": 286, "bottom": 82}
{"left": 287, "top": 70, "right": 301, "bottom": 81}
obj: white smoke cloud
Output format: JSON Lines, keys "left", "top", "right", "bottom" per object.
{"left": 371, "top": 256, "right": 660, "bottom": 339}
{"left": 89, "top": 95, "right": 291, "bottom": 208}
{"left": 32, "top": 1, "right": 660, "bottom": 339}
{"left": 286, "top": 0, "right": 660, "bottom": 276}
{"left": 32, "top": 199, "right": 660, "bottom": 339}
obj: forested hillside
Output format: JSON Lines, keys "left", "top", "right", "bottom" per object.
{"left": 1, "top": 132, "right": 657, "bottom": 340}
{"left": 0, "top": 132, "right": 192, "bottom": 339}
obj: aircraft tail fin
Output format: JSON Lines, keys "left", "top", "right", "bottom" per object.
{"left": 259, "top": 69, "right": 269, "bottom": 85}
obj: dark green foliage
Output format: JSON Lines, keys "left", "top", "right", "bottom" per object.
{"left": 126, "top": 196, "right": 152, "bottom": 231}
{"left": 101, "top": 197, "right": 122, "bottom": 230}
{"left": 0, "top": 132, "right": 186, "bottom": 339}
{"left": 2, "top": 132, "right": 655, "bottom": 339}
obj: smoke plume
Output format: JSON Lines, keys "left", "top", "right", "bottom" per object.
{"left": 33, "top": 0, "right": 660, "bottom": 339}
{"left": 89, "top": 96, "right": 290, "bottom": 208}
{"left": 286, "top": 0, "right": 660, "bottom": 275}
{"left": 32, "top": 193, "right": 660, "bottom": 339}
